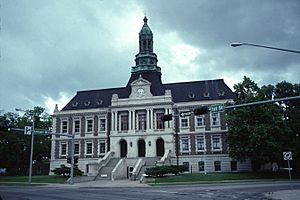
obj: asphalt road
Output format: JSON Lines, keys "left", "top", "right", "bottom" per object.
{"left": 0, "top": 181, "right": 300, "bottom": 200}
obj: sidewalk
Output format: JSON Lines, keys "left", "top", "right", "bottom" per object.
{"left": 265, "top": 189, "right": 300, "bottom": 200}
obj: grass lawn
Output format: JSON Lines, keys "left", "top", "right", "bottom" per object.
{"left": 147, "top": 172, "right": 299, "bottom": 184}
{"left": 0, "top": 175, "right": 68, "bottom": 184}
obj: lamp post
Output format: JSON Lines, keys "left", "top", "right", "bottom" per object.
{"left": 231, "top": 42, "right": 300, "bottom": 54}
{"left": 16, "top": 108, "right": 35, "bottom": 185}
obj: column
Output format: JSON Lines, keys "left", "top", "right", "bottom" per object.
{"left": 146, "top": 109, "right": 150, "bottom": 130}
{"left": 112, "top": 112, "right": 115, "bottom": 131}
{"left": 132, "top": 110, "right": 136, "bottom": 131}
{"left": 129, "top": 110, "right": 132, "bottom": 130}
{"left": 150, "top": 109, "right": 153, "bottom": 130}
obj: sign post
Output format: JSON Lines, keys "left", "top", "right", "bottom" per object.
{"left": 283, "top": 151, "right": 293, "bottom": 188}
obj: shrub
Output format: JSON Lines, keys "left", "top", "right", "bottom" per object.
{"left": 51, "top": 164, "right": 83, "bottom": 177}
{"left": 145, "top": 165, "right": 188, "bottom": 177}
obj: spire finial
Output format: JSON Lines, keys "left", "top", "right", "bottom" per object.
{"left": 53, "top": 104, "right": 59, "bottom": 113}
{"left": 143, "top": 16, "right": 148, "bottom": 24}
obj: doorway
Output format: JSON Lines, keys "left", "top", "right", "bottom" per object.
{"left": 156, "top": 138, "right": 165, "bottom": 157}
{"left": 120, "top": 140, "right": 127, "bottom": 158}
{"left": 138, "top": 139, "right": 146, "bottom": 157}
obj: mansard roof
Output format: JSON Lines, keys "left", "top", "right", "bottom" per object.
{"left": 61, "top": 77, "right": 234, "bottom": 111}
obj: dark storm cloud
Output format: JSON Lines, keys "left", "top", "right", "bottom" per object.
{"left": 141, "top": 0, "right": 300, "bottom": 84}
{"left": 1, "top": 0, "right": 299, "bottom": 113}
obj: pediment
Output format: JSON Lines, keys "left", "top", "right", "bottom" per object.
{"left": 130, "top": 74, "right": 151, "bottom": 87}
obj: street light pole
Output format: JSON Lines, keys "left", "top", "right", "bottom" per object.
{"left": 231, "top": 42, "right": 300, "bottom": 54}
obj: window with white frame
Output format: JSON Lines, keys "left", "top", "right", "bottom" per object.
{"left": 60, "top": 142, "right": 67, "bottom": 156}
{"left": 196, "top": 135, "right": 205, "bottom": 151}
{"left": 211, "top": 112, "right": 220, "bottom": 126}
{"left": 120, "top": 115, "right": 129, "bottom": 131}
{"left": 74, "top": 119, "right": 80, "bottom": 133}
{"left": 212, "top": 135, "right": 221, "bottom": 151}
{"left": 99, "top": 118, "right": 106, "bottom": 132}
{"left": 61, "top": 120, "right": 68, "bottom": 133}
{"left": 85, "top": 141, "right": 93, "bottom": 155}
{"left": 86, "top": 118, "right": 93, "bottom": 133}
{"left": 138, "top": 113, "right": 146, "bottom": 131}
{"left": 181, "top": 136, "right": 190, "bottom": 153}
{"left": 74, "top": 143, "right": 80, "bottom": 155}
{"left": 196, "top": 116, "right": 205, "bottom": 127}
{"left": 156, "top": 113, "right": 165, "bottom": 129}
{"left": 180, "top": 117, "right": 189, "bottom": 128}
{"left": 99, "top": 141, "right": 106, "bottom": 154}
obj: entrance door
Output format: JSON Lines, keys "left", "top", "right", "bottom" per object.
{"left": 138, "top": 139, "right": 146, "bottom": 157}
{"left": 156, "top": 138, "right": 165, "bottom": 157}
{"left": 120, "top": 140, "right": 127, "bottom": 158}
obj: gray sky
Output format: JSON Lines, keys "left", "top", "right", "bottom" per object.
{"left": 1, "top": 0, "right": 300, "bottom": 114}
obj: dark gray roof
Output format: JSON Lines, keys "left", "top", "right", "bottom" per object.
{"left": 61, "top": 72, "right": 234, "bottom": 111}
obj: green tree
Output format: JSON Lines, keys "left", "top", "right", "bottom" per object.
{"left": 0, "top": 106, "right": 52, "bottom": 175}
{"left": 226, "top": 76, "right": 287, "bottom": 170}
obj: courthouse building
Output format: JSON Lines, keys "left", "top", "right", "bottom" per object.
{"left": 50, "top": 17, "right": 250, "bottom": 180}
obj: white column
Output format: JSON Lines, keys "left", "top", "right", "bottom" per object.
{"left": 150, "top": 108, "right": 153, "bottom": 130}
{"left": 112, "top": 112, "right": 115, "bottom": 131}
{"left": 129, "top": 110, "right": 132, "bottom": 130}
{"left": 132, "top": 110, "right": 136, "bottom": 131}
{"left": 146, "top": 109, "right": 150, "bottom": 130}
{"left": 114, "top": 111, "right": 118, "bottom": 131}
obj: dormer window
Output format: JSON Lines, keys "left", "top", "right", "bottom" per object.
{"left": 97, "top": 99, "right": 103, "bottom": 105}
{"left": 84, "top": 101, "right": 91, "bottom": 106}
{"left": 188, "top": 92, "right": 195, "bottom": 99}
{"left": 218, "top": 90, "right": 225, "bottom": 96}
{"left": 204, "top": 92, "right": 210, "bottom": 97}
{"left": 72, "top": 102, "right": 78, "bottom": 107}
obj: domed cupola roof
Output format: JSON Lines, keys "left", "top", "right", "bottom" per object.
{"left": 139, "top": 16, "right": 153, "bottom": 35}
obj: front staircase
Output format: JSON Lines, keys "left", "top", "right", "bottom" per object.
{"left": 95, "top": 158, "right": 120, "bottom": 180}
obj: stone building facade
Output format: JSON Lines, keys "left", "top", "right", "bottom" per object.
{"left": 50, "top": 17, "right": 250, "bottom": 178}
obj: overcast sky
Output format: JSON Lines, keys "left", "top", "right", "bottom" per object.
{"left": 1, "top": 0, "right": 300, "bottom": 114}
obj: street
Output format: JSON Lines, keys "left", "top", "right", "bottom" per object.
{"left": 0, "top": 181, "right": 300, "bottom": 200}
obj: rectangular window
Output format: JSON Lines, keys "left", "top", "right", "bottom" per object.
{"left": 231, "top": 161, "right": 238, "bottom": 171}
{"left": 198, "top": 161, "right": 205, "bottom": 172}
{"left": 62, "top": 121, "right": 68, "bottom": 133}
{"left": 183, "top": 162, "right": 189, "bottom": 170}
{"left": 138, "top": 114, "right": 146, "bottom": 131}
{"left": 86, "top": 142, "right": 93, "bottom": 155}
{"left": 214, "top": 161, "right": 221, "bottom": 171}
{"left": 211, "top": 112, "right": 219, "bottom": 126}
{"left": 196, "top": 136, "right": 205, "bottom": 151}
{"left": 181, "top": 118, "right": 188, "bottom": 128}
{"left": 121, "top": 115, "right": 129, "bottom": 131}
{"left": 86, "top": 119, "right": 93, "bottom": 133}
{"left": 99, "top": 141, "right": 106, "bottom": 154}
{"left": 74, "top": 143, "right": 80, "bottom": 155}
{"left": 156, "top": 113, "right": 165, "bottom": 129}
{"left": 74, "top": 120, "right": 80, "bottom": 133}
{"left": 99, "top": 119, "right": 106, "bottom": 132}
{"left": 181, "top": 136, "right": 190, "bottom": 152}
{"left": 60, "top": 143, "right": 67, "bottom": 156}
{"left": 212, "top": 135, "right": 221, "bottom": 151}
{"left": 196, "top": 116, "right": 205, "bottom": 127}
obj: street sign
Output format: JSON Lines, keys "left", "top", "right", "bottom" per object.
{"left": 24, "top": 126, "right": 32, "bottom": 135}
{"left": 283, "top": 151, "right": 292, "bottom": 160}
{"left": 210, "top": 104, "right": 224, "bottom": 112}
{"left": 179, "top": 111, "right": 192, "bottom": 117}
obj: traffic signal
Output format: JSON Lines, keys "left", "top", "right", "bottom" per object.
{"left": 74, "top": 156, "right": 78, "bottom": 164}
{"left": 193, "top": 106, "right": 209, "bottom": 115}
{"left": 160, "top": 114, "right": 173, "bottom": 121}
{"left": 67, "top": 156, "right": 79, "bottom": 164}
